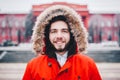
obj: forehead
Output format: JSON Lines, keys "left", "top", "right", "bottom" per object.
{"left": 50, "top": 20, "right": 68, "bottom": 29}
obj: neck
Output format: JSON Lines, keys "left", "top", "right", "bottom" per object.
{"left": 56, "top": 51, "right": 67, "bottom": 56}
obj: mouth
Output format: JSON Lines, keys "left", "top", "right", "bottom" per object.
{"left": 53, "top": 41, "right": 65, "bottom": 44}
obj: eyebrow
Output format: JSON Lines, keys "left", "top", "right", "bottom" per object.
{"left": 62, "top": 28, "right": 69, "bottom": 30}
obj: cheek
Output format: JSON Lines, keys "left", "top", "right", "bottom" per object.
{"left": 49, "top": 34, "right": 54, "bottom": 42}
{"left": 65, "top": 34, "right": 70, "bottom": 42}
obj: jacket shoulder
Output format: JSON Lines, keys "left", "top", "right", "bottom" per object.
{"left": 28, "top": 55, "right": 47, "bottom": 66}
{"left": 73, "top": 53, "right": 95, "bottom": 64}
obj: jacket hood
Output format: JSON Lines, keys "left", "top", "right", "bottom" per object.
{"left": 31, "top": 5, "right": 88, "bottom": 54}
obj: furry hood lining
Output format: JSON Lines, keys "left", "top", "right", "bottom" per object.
{"left": 31, "top": 5, "right": 88, "bottom": 54}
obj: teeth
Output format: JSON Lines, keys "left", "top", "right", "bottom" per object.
{"left": 57, "top": 42, "right": 62, "bottom": 43}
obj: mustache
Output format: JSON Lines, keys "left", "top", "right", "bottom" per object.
{"left": 53, "top": 38, "right": 65, "bottom": 43}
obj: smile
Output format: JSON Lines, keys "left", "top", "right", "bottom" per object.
{"left": 53, "top": 41, "right": 65, "bottom": 44}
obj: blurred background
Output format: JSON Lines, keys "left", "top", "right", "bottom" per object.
{"left": 0, "top": 0, "right": 120, "bottom": 80}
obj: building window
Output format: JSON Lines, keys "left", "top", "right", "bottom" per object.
{"left": 15, "top": 21, "right": 19, "bottom": 27}
{"left": 2, "top": 31, "right": 5, "bottom": 37}
{"left": 107, "top": 21, "right": 111, "bottom": 27}
{"left": 101, "top": 22, "right": 105, "bottom": 27}
{"left": 2, "top": 20, "right": 6, "bottom": 28}
{"left": 22, "top": 21, "right": 25, "bottom": 27}
{"left": 114, "top": 22, "right": 118, "bottom": 27}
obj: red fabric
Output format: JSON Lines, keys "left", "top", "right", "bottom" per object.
{"left": 23, "top": 53, "right": 102, "bottom": 80}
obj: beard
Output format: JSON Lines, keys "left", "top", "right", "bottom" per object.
{"left": 51, "top": 41, "right": 70, "bottom": 52}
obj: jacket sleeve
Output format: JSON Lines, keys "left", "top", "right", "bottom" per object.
{"left": 22, "top": 62, "right": 33, "bottom": 80}
{"left": 89, "top": 59, "right": 102, "bottom": 80}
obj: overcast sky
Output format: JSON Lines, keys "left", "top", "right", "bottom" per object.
{"left": 0, "top": 0, "right": 120, "bottom": 13}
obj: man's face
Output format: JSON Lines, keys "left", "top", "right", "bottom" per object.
{"left": 49, "top": 20, "right": 70, "bottom": 52}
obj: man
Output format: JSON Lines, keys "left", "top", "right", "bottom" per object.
{"left": 23, "top": 5, "right": 102, "bottom": 80}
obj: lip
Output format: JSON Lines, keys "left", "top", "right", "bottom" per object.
{"left": 54, "top": 40, "right": 64, "bottom": 43}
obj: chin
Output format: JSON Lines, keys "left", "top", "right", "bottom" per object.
{"left": 55, "top": 48, "right": 66, "bottom": 52}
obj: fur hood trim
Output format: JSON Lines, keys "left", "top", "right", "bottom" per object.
{"left": 31, "top": 5, "right": 88, "bottom": 54}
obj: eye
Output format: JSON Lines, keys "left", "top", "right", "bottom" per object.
{"left": 50, "top": 29, "right": 57, "bottom": 33}
{"left": 62, "top": 29, "right": 69, "bottom": 33}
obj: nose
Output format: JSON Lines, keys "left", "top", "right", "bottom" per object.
{"left": 56, "top": 37, "right": 62, "bottom": 41}
{"left": 57, "top": 31, "right": 62, "bottom": 37}
{"left": 56, "top": 31, "right": 63, "bottom": 40}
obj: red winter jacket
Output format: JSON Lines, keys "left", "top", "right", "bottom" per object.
{"left": 22, "top": 53, "right": 102, "bottom": 80}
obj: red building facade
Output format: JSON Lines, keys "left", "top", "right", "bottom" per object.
{"left": 89, "top": 14, "right": 119, "bottom": 43}
{"left": 0, "top": 14, "right": 26, "bottom": 44}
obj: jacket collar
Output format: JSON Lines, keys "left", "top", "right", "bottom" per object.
{"left": 47, "top": 54, "right": 72, "bottom": 74}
